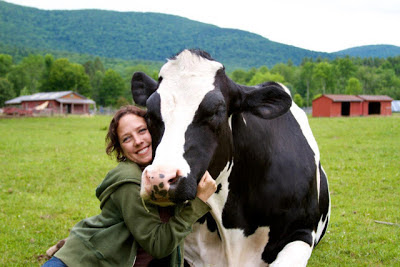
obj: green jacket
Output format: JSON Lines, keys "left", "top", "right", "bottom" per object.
{"left": 55, "top": 160, "right": 211, "bottom": 267}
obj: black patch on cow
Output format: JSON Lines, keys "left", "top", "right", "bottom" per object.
{"left": 131, "top": 72, "right": 158, "bottom": 106}
{"left": 197, "top": 212, "right": 220, "bottom": 238}
{"left": 172, "top": 89, "right": 233, "bottom": 203}
{"left": 145, "top": 92, "right": 165, "bottom": 156}
{"left": 216, "top": 183, "right": 222, "bottom": 194}
{"left": 221, "top": 111, "right": 322, "bottom": 264}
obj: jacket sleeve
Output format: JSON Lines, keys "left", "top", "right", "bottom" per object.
{"left": 111, "top": 183, "right": 211, "bottom": 259}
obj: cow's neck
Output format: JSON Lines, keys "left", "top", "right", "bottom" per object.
{"left": 208, "top": 117, "right": 234, "bottom": 179}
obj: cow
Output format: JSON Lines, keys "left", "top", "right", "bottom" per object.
{"left": 131, "top": 49, "right": 330, "bottom": 266}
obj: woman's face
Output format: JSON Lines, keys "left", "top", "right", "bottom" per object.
{"left": 117, "top": 113, "right": 152, "bottom": 167}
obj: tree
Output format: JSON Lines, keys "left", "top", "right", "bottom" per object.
{"left": 0, "top": 54, "right": 13, "bottom": 77}
{"left": 116, "top": 96, "right": 131, "bottom": 108}
{"left": 313, "top": 62, "right": 334, "bottom": 95}
{"left": 94, "top": 57, "right": 105, "bottom": 73}
{"left": 345, "top": 77, "right": 362, "bottom": 95}
{"left": 293, "top": 93, "right": 304, "bottom": 107}
{"left": 334, "top": 57, "right": 356, "bottom": 92}
{"left": 356, "top": 66, "right": 379, "bottom": 94}
{"left": 90, "top": 70, "right": 104, "bottom": 104}
{"left": 41, "top": 58, "right": 90, "bottom": 96}
{"left": 0, "top": 78, "right": 15, "bottom": 107}
{"left": 299, "top": 62, "right": 315, "bottom": 107}
{"left": 7, "top": 66, "right": 29, "bottom": 96}
{"left": 99, "top": 69, "right": 126, "bottom": 107}
{"left": 7, "top": 54, "right": 44, "bottom": 95}
{"left": 39, "top": 54, "right": 54, "bottom": 92}
{"left": 230, "top": 68, "right": 256, "bottom": 85}
{"left": 271, "top": 63, "right": 296, "bottom": 85}
{"left": 248, "top": 71, "right": 285, "bottom": 86}
{"left": 375, "top": 68, "right": 400, "bottom": 99}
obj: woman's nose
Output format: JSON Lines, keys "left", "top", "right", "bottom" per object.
{"left": 132, "top": 134, "right": 143, "bottom": 146}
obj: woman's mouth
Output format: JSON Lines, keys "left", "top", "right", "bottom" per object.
{"left": 137, "top": 146, "right": 149, "bottom": 155}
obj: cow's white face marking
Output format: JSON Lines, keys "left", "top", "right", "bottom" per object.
{"left": 151, "top": 50, "right": 223, "bottom": 175}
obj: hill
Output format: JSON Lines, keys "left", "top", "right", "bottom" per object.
{"left": 0, "top": 1, "right": 331, "bottom": 69}
{"left": 1, "top": 1, "right": 400, "bottom": 69}
{"left": 334, "top": 45, "right": 400, "bottom": 58}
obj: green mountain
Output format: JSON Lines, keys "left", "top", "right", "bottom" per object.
{"left": 334, "top": 45, "right": 400, "bottom": 58}
{"left": 1, "top": 1, "right": 399, "bottom": 69}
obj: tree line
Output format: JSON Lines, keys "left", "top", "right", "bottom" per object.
{"left": 231, "top": 56, "right": 400, "bottom": 107}
{"left": 0, "top": 53, "right": 159, "bottom": 108}
{"left": 1, "top": 53, "right": 399, "bottom": 108}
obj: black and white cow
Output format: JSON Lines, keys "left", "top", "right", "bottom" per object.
{"left": 131, "top": 49, "right": 330, "bottom": 266}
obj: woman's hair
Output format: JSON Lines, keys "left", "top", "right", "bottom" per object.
{"left": 106, "top": 105, "right": 147, "bottom": 162}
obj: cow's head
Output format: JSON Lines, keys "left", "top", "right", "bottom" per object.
{"left": 131, "top": 49, "right": 292, "bottom": 206}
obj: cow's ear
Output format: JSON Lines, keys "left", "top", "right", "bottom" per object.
{"left": 131, "top": 72, "right": 158, "bottom": 106}
{"left": 237, "top": 82, "right": 292, "bottom": 119}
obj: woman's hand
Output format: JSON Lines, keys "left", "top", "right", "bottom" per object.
{"left": 196, "top": 171, "right": 217, "bottom": 203}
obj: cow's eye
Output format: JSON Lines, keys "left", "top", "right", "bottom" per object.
{"left": 207, "top": 104, "right": 226, "bottom": 130}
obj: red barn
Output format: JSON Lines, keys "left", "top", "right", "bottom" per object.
{"left": 4, "top": 91, "right": 95, "bottom": 116}
{"left": 312, "top": 94, "right": 363, "bottom": 117}
{"left": 358, "top": 95, "right": 393, "bottom": 116}
{"left": 312, "top": 94, "right": 393, "bottom": 117}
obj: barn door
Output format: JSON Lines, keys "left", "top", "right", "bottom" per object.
{"left": 341, "top": 102, "right": 350, "bottom": 116}
{"left": 368, "top": 102, "right": 381, "bottom": 115}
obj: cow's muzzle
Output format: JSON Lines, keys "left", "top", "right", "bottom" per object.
{"left": 140, "top": 166, "right": 187, "bottom": 206}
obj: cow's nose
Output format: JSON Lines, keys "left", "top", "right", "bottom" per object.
{"left": 144, "top": 167, "right": 184, "bottom": 198}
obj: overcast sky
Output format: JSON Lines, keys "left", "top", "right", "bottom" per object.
{"left": 4, "top": 0, "right": 400, "bottom": 53}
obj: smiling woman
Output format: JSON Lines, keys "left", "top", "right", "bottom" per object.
{"left": 105, "top": 106, "right": 152, "bottom": 167}
{"left": 41, "top": 105, "right": 217, "bottom": 267}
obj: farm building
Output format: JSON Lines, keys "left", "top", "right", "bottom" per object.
{"left": 4, "top": 91, "right": 95, "bottom": 116}
{"left": 358, "top": 95, "right": 393, "bottom": 116}
{"left": 312, "top": 94, "right": 393, "bottom": 117}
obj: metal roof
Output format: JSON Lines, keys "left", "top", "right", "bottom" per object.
{"left": 357, "top": 95, "right": 393, "bottom": 101}
{"left": 57, "top": 98, "right": 95, "bottom": 104}
{"left": 321, "top": 94, "right": 363, "bottom": 102}
{"left": 5, "top": 91, "right": 94, "bottom": 105}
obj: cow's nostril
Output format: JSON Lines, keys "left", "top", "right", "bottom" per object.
{"left": 168, "top": 176, "right": 179, "bottom": 184}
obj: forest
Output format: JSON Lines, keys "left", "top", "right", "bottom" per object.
{"left": 1, "top": 52, "right": 400, "bottom": 108}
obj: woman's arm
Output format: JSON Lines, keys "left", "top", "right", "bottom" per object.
{"left": 112, "top": 174, "right": 214, "bottom": 259}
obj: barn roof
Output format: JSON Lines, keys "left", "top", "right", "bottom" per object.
{"left": 320, "top": 94, "right": 363, "bottom": 102}
{"left": 5, "top": 91, "right": 95, "bottom": 105}
{"left": 357, "top": 95, "right": 393, "bottom": 101}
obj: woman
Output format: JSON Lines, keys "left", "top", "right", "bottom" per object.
{"left": 43, "top": 105, "right": 217, "bottom": 267}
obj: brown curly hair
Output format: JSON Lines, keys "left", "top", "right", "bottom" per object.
{"left": 106, "top": 105, "right": 147, "bottom": 162}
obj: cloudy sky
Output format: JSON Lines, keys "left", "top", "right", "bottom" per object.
{"left": 4, "top": 0, "right": 400, "bottom": 53}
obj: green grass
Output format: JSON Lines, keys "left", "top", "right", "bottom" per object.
{"left": 0, "top": 114, "right": 399, "bottom": 266}
{"left": 308, "top": 115, "right": 400, "bottom": 266}
{"left": 0, "top": 116, "right": 115, "bottom": 266}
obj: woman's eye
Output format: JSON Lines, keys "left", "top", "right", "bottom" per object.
{"left": 139, "top": 128, "right": 147, "bottom": 134}
{"left": 122, "top": 136, "right": 130, "bottom": 143}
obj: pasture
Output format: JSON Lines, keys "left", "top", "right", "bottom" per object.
{"left": 0, "top": 114, "right": 399, "bottom": 266}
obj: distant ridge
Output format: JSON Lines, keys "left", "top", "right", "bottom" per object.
{"left": 1, "top": 1, "right": 399, "bottom": 69}
{"left": 334, "top": 45, "right": 400, "bottom": 58}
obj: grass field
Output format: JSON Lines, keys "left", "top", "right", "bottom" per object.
{"left": 0, "top": 114, "right": 399, "bottom": 266}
